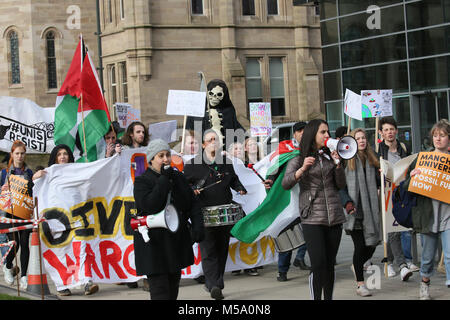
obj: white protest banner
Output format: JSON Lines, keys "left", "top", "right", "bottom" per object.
{"left": 344, "top": 89, "right": 362, "bottom": 121}
{"left": 182, "top": 238, "right": 277, "bottom": 279}
{"left": 34, "top": 149, "right": 276, "bottom": 290}
{"left": 361, "top": 89, "right": 393, "bottom": 118}
{"left": 148, "top": 120, "right": 178, "bottom": 144}
{"left": 0, "top": 96, "right": 55, "bottom": 153}
{"left": 166, "top": 90, "right": 206, "bottom": 118}
{"left": 115, "top": 103, "right": 141, "bottom": 129}
{"left": 249, "top": 103, "right": 272, "bottom": 137}
{"left": 380, "top": 154, "right": 418, "bottom": 235}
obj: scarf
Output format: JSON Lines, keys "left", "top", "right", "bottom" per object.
{"left": 344, "top": 155, "right": 381, "bottom": 246}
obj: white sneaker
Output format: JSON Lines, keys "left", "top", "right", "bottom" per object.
{"left": 19, "top": 276, "right": 27, "bottom": 290}
{"left": 420, "top": 281, "right": 431, "bottom": 300}
{"left": 400, "top": 266, "right": 413, "bottom": 281}
{"left": 407, "top": 262, "right": 420, "bottom": 272}
{"left": 3, "top": 265, "right": 14, "bottom": 285}
{"left": 386, "top": 264, "right": 396, "bottom": 278}
{"left": 356, "top": 284, "right": 372, "bottom": 297}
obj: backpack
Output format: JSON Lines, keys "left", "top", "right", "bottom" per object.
{"left": 392, "top": 181, "right": 416, "bottom": 228}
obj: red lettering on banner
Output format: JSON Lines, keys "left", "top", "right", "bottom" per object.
{"left": 385, "top": 182, "right": 397, "bottom": 212}
{"left": 99, "top": 240, "right": 127, "bottom": 279}
{"left": 42, "top": 242, "right": 80, "bottom": 285}
{"left": 123, "top": 244, "right": 136, "bottom": 276}
{"left": 85, "top": 243, "right": 104, "bottom": 279}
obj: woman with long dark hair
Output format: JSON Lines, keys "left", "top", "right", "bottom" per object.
{"left": 282, "top": 119, "right": 346, "bottom": 300}
{"left": 33, "top": 144, "right": 100, "bottom": 296}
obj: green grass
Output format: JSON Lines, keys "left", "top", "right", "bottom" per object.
{"left": 0, "top": 294, "right": 30, "bottom": 300}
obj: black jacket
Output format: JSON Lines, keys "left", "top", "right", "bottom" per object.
{"left": 133, "top": 168, "right": 203, "bottom": 276}
{"left": 183, "top": 154, "right": 246, "bottom": 208}
{"left": 377, "top": 139, "right": 410, "bottom": 160}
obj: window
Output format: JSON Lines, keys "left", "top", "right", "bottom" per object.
{"left": 339, "top": 5, "right": 405, "bottom": 42}
{"left": 268, "top": 57, "right": 285, "bottom": 116}
{"left": 246, "top": 58, "right": 263, "bottom": 104}
{"left": 340, "top": 34, "right": 407, "bottom": 68}
{"left": 8, "top": 31, "right": 20, "bottom": 85}
{"left": 267, "top": 0, "right": 278, "bottom": 15}
{"left": 120, "top": 0, "right": 125, "bottom": 20}
{"left": 120, "top": 62, "right": 128, "bottom": 103}
{"left": 245, "top": 57, "right": 286, "bottom": 117}
{"left": 46, "top": 31, "right": 57, "bottom": 89}
{"left": 408, "top": 26, "right": 450, "bottom": 59}
{"left": 191, "top": 0, "right": 203, "bottom": 15}
{"left": 110, "top": 65, "right": 117, "bottom": 105}
{"left": 243, "top": 0, "right": 255, "bottom": 16}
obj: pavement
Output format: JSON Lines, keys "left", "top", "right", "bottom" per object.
{"left": 0, "top": 234, "right": 448, "bottom": 301}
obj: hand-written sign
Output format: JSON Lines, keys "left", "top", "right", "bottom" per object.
{"left": 0, "top": 175, "right": 34, "bottom": 219}
{"left": 249, "top": 103, "right": 272, "bottom": 137}
{"left": 166, "top": 90, "right": 206, "bottom": 118}
{"left": 408, "top": 152, "right": 450, "bottom": 204}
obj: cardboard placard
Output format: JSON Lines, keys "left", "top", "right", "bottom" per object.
{"left": 0, "top": 175, "right": 34, "bottom": 219}
{"left": 408, "top": 152, "right": 450, "bottom": 204}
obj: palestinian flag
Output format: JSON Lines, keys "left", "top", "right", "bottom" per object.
{"left": 231, "top": 143, "right": 300, "bottom": 243}
{"left": 54, "top": 36, "right": 111, "bottom": 162}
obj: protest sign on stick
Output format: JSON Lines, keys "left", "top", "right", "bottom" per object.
{"left": 249, "top": 103, "right": 272, "bottom": 137}
{"left": 408, "top": 152, "right": 450, "bottom": 204}
{"left": 166, "top": 89, "right": 206, "bottom": 153}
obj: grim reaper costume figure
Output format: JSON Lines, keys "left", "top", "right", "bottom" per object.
{"left": 186, "top": 79, "right": 244, "bottom": 149}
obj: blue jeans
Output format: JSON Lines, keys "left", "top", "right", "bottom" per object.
{"left": 420, "top": 229, "right": 450, "bottom": 285}
{"left": 401, "top": 231, "right": 412, "bottom": 261}
{"left": 278, "top": 244, "right": 307, "bottom": 273}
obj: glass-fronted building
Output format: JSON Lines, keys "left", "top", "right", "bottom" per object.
{"left": 320, "top": 0, "right": 450, "bottom": 152}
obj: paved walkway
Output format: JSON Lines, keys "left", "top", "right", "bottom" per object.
{"left": 0, "top": 234, "right": 448, "bottom": 301}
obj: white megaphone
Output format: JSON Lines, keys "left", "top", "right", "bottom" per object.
{"left": 324, "top": 136, "right": 358, "bottom": 164}
{"left": 130, "top": 204, "right": 179, "bottom": 243}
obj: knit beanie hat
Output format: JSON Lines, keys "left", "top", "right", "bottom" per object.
{"left": 146, "top": 139, "right": 170, "bottom": 162}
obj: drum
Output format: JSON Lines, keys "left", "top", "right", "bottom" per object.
{"left": 202, "top": 204, "right": 244, "bottom": 227}
{"left": 273, "top": 223, "right": 305, "bottom": 253}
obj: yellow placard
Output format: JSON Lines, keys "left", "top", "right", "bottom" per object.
{"left": 408, "top": 152, "right": 450, "bottom": 204}
{"left": 0, "top": 175, "right": 34, "bottom": 219}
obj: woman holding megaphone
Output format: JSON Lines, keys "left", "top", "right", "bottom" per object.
{"left": 282, "top": 119, "right": 347, "bottom": 300}
{"left": 133, "top": 139, "right": 205, "bottom": 300}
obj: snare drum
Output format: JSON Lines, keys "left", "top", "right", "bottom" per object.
{"left": 273, "top": 223, "right": 305, "bottom": 253}
{"left": 202, "top": 204, "right": 244, "bottom": 227}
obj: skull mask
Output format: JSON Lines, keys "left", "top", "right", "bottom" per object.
{"left": 208, "top": 85, "right": 224, "bottom": 107}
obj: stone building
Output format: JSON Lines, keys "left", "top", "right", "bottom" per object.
{"left": 0, "top": 0, "right": 324, "bottom": 130}
{"left": 100, "top": 0, "right": 324, "bottom": 127}
{"left": 0, "top": 0, "right": 100, "bottom": 108}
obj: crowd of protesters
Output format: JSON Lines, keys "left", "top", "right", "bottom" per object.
{"left": 0, "top": 116, "right": 448, "bottom": 301}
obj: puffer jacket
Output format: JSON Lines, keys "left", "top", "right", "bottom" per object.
{"left": 282, "top": 153, "right": 347, "bottom": 226}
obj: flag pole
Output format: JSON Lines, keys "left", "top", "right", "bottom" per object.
{"left": 380, "top": 162, "right": 388, "bottom": 278}
{"left": 347, "top": 115, "right": 351, "bottom": 135}
{"left": 6, "top": 175, "right": 20, "bottom": 296}
{"left": 80, "top": 93, "right": 89, "bottom": 163}
{"left": 375, "top": 116, "right": 380, "bottom": 153}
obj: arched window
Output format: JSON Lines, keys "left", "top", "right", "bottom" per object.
{"left": 8, "top": 31, "right": 20, "bottom": 84}
{"left": 46, "top": 31, "right": 57, "bottom": 89}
